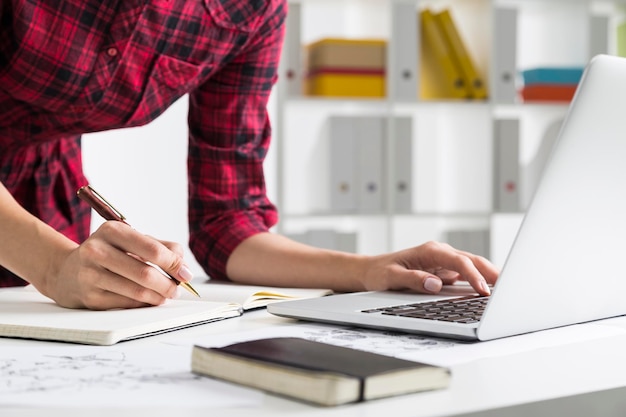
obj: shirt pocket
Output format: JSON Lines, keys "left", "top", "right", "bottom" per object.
{"left": 122, "top": 54, "right": 206, "bottom": 127}
{"left": 203, "top": 0, "right": 268, "bottom": 32}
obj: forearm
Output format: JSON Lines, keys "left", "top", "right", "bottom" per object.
{"left": 225, "top": 232, "right": 369, "bottom": 291}
{"left": 0, "top": 184, "right": 76, "bottom": 292}
{"left": 226, "top": 231, "right": 499, "bottom": 296}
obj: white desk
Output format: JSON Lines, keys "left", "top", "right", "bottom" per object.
{"left": 4, "top": 308, "right": 626, "bottom": 417}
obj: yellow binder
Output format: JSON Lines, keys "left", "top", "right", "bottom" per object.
{"left": 433, "top": 9, "right": 488, "bottom": 99}
{"left": 419, "top": 8, "right": 470, "bottom": 100}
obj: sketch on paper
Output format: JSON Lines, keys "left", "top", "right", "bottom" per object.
{"left": 0, "top": 345, "right": 262, "bottom": 408}
{"left": 0, "top": 350, "right": 200, "bottom": 394}
{"left": 298, "top": 325, "right": 459, "bottom": 357}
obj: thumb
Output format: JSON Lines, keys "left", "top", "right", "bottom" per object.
{"left": 386, "top": 267, "right": 443, "bottom": 294}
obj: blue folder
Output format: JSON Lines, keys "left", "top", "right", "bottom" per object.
{"left": 521, "top": 67, "right": 584, "bottom": 85}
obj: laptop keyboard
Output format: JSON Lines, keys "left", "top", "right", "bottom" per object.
{"left": 361, "top": 294, "right": 489, "bottom": 324}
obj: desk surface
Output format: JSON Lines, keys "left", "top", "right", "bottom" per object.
{"left": 3, "top": 308, "right": 626, "bottom": 417}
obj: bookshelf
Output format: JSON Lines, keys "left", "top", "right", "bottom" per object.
{"left": 272, "top": 0, "right": 625, "bottom": 266}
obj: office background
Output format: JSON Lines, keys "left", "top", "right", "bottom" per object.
{"left": 81, "top": 0, "right": 625, "bottom": 278}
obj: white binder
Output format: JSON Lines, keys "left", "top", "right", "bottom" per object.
{"left": 329, "top": 116, "right": 357, "bottom": 212}
{"left": 524, "top": 118, "right": 563, "bottom": 210}
{"left": 589, "top": 15, "right": 609, "bottom": 59}
{"left": 392, "top": 116, "right": 413, "bottom": 213}
{"left": 493, "top": 118, "right": 521, "bottom": 212}
{"left": 356, "top": 117, "right": 385, "bottom": 212}
{"left": 492, "top": 7, "right": 518, "bottom": 104}
{"left": 389, "top": 0, "right": 418, "bottom": 101}
{"left": 283, "top": 2, "right": 302, "bottom": 97}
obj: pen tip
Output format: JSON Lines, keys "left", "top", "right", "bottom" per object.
{"left": 183, "top": 282, "right": 201, "bottom": 298}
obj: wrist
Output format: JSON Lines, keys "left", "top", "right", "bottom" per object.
{"left": 33, "top": 222, "right": 79, "bottom": 298}
{"left": 330, "top": 251, "right": 370, "bottom": 292}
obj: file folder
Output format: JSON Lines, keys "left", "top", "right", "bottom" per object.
{"left": 391, "top": 117, "right": 413, "bottom": 213}
{"left": 493, "top": 118, "right": 521, "bottom": 212}
{"left": 589, "top": 15, "right": 609, "bottom": 59}
{"left": 492, "top": 8, "right": 518, "bottom": 103}
{"left": 356, "top": 117, "right": 385, "bottom": 212}
{"left": 329, "top": 116, "right": 357, "bottom": 212}
{"left": 419, "top": 8, "right": 469, "bottom": 100}
{"left": 390, "top": 1, "right": 418, "bottom": 101}
{"left": 283, "top": 2, "right": 302, "bottom": 97}
{"left": 434, "top": 9, "right": 487, "bottom": 99}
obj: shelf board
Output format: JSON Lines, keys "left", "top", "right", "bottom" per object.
{"left": 280, "top": 211, "right": 509, "bottom": 218}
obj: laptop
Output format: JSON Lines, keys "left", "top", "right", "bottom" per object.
{"left": 268, "top": 54, "right": 626, "bottom": 341}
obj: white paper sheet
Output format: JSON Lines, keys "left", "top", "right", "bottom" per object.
{"left": 187, "top": 319, "right": 626, "bottom": 367}
{"left": 0, "top": 343, "right": 262, "bottom": 408}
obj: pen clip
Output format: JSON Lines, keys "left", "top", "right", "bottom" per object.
{"left": 77, "top": 185, "right": 127, "bottom": 222}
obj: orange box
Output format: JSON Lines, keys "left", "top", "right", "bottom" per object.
{"left": 519, "top": 84, "right": 577, "bottom": 102}
{"left": 306, "top": 38, "right": 387, "bottom": 71}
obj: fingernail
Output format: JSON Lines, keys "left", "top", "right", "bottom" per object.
{"left": 424, "top": 277, "right": 441, "bottom": 293}
{"left": 481, "top": 280, "right": 491, "bottom": 295}
{"left": 178, "top": 265, "right": 193, "bottom": 282}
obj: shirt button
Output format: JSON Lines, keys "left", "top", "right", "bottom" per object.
{"left": 106, "top": 47, "right": 119, "bottom": 57}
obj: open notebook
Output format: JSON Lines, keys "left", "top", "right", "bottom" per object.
{"left": 0, "top": 287, "right": 241, "bottom": 345}
{"left": 178, "top": 281, "right": 333, "bottom": 310}
{"left": 0, "top": 283, "right": 332, "bottom": 345}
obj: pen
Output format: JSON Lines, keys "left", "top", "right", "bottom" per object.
{"left": 76, "top": 184, "right": 201, "bottom": 298}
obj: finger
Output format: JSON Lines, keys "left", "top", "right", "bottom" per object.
{"left": 80, "top": 288, "right": 155, "bottom": 310}
{"left": 435, "top": 269, "right": 461, "bottom": 284}
{"left": 88, "top": 265, "right": 171, "bottom": 307}
{"left": 103, "top": 251, "right": 179, "bottom": 300}
{"left": 470, "top": 256, "right": 500, "bottom": 285}
{"left": 422, "top": 242, "right": 491, "bottom": 295}
{"left": 69, "top": 265, "right": 165, "bottom": 310}
{"left": 95, "top": 222, "right": 190, "bottom": 283}
{"left": 154, "top": 238, "right": 185, "bottom": 258}
{"left": 453, "top": 249, "right": 500, "bottom": 285}
{"left": 384, "top": 265, "right": 444, "bottom": 294}
{"left": 97, "top": 278, "right": 169, "bottom": 308}
{"left": 153, "top": 239, "right": 194, "bottom": 283}
{"left": 80, "top": 234, "right": 178, "bottom": 300}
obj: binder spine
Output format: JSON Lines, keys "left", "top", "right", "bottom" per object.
{"left": 329, "top": 116, "right": 357, "bottom": 212}
{"left": 283, "top": 2, "right": 302, "bottom": 97}
{"left": 392, "top": 117, "right": 413, "bottom": 213}
{"left": 589, "top": 15, "right": 609, "bottom": 59}
{"left": 356, "top": 117, "right": 385, "bottom": 213}
{"left": 493, "top": 118, "right": 521, "bottom": 213}
{"left": 492, "top": 7, "right": 518, "bottom": 104}
{"left": 389, "top": 1, "right": 418, "bottom": 102}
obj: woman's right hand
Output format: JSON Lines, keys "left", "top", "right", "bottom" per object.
{"left": 42, "top": 221, "right": 193, "bottom": 310}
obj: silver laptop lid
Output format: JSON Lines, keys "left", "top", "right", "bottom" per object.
{"left": 478, "top": 54, "right": 626, "bottom": 340}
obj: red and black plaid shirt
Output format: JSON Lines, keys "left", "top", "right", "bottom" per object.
{"left": 0, "top": 0, "right": 284, "bottom": 286}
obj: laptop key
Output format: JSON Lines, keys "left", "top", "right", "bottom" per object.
{"left": 361, "top": 295, "right": 489, "bottom": 324}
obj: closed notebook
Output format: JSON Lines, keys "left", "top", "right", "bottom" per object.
{"left": 191, "top": 337, "right": 450, "bottom": 406}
